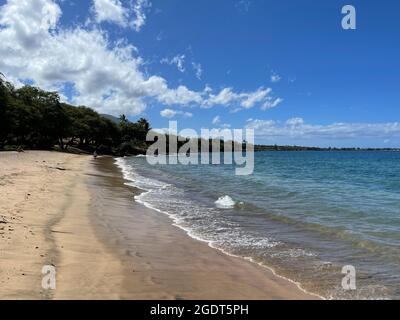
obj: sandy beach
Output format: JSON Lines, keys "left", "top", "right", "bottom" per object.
{"left": 0, "top": 151, "right": 317, "bottom": 300}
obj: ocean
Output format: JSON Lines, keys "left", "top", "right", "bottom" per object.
{"left": 116, "top": 151, "right": 400, "bottom": 299}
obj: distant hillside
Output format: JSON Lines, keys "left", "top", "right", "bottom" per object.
{"left": 101, "top": 114, "right": 121, "bottom": 124}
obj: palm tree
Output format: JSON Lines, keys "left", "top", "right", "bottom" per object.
{"left": 137, "top": 118, "right": 150, "bottom": 132}
{"left": 119, "top": 114, "right": 128, "bottom": 123}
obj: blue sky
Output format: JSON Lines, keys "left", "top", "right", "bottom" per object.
{"left": 1, "top": 0, "right": 400, "bottom": 147}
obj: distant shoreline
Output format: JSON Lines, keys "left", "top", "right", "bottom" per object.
{"left": 254, "top": 145, "right": 400, "bottom": 152}
{"left": 1, "top": 145, "right": 399, "bottom": 156}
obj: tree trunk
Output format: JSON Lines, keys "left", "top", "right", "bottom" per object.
{"left": 59, "top": 137, "right": 64, "bottom": 150}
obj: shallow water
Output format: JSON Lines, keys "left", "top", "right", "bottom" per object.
{"left": 116, "top": 151, "right": 400, "bottom": 299}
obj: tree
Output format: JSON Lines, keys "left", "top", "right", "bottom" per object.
{"left": 65, "top": 106, "right": 119, "bottom": 151}
{"left": 136, "top": 118, "right": 151, "bottom": 142}
{"left": 0, "top": 72, "right": 152, "bottom": 154}
{"left": 13, "top": 86, "right": 70, "bottom": 149}
{"left": 0, "top": 75, "right": 11, "bottom": 147}
{"left": 119, "top": 114, "right": 128, "bottom": 123}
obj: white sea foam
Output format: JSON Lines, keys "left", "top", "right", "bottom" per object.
{"left": 215, "top": 195, "right": 236, "bottom": 209}
{"left": 114, "top": 156, "right": 324, "bottom": 300}
{"left": 115, "top": 157, "right": 168, "bottom": 190}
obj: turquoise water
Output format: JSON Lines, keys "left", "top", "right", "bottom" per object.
{"left": 117, "top": 151, "right": 400, "bottom": 299}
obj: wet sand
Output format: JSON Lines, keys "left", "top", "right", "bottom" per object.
{"left": 0, "top": 151, "right": 318, "bottom": 299}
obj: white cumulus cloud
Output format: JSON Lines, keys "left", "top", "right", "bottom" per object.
{"left": 93, "top": 0, "right": 128, "bottom": 27}
{"left": 0, "top": 0, "right": 202, "bottom": 115}
{"left": 261, "top": 97, "right": 283, "bottom": 110}
{"left": 132, "top": 0, "right": 151, "bottom": 32}
{"left": 160, "top": 108, "right": 193, "bottom": 118}
{"left": 92, "top": 0, "right": 151, "bottom": 31}
{"left": 0, "top": 0, "right": 283, "bottom": 116}
{"left": 204, "top": 87, "right": 276, "bottom": 111}
{"left": 240, "top": 87, "right": 272, "bottom": 109}
{"left": 246, "top": 118, "right": 400, "bottom": 141}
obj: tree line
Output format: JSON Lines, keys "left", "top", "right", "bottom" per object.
{"left": 0, "top": 74, "right": 151, "bottom": 155}
{"left": 5, "top": 73, "right": 378, "bottom": 155}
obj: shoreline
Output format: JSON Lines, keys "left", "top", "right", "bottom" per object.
{"left": 115, "top": 157, "right": 324, "bottom": 300}
{"left": 136, "top": 197, "right": 324, "bottom": 300}
{"left": 0, "top": 151, "right": 319, "bottom": 300}
{"left": 89, "top": 158, "right": 323, "bottom": 299}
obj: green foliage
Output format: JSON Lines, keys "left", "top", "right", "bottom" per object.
{"left": 0, "top": 75, "right": 13, "bottom": 148}
{"left": 0, "top": 73, "right": 151, "bottom": 154}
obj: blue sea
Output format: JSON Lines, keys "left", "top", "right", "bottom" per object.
{"left": 116, "top": 151, "right": 400, "bottom": 299}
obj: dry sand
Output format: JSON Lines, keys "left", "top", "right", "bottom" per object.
{"left": 0, "top": 151, "right": 318, "bottom": 300}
